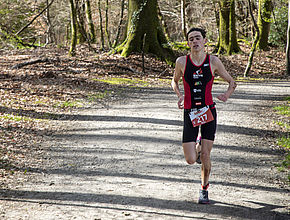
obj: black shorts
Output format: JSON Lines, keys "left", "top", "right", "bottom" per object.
{"left": 182, "top": 107, "right": 217, "bottom": 143}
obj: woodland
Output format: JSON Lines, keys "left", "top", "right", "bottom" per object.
{"left": 0, "top": 0, "right": 289, "bottom": 185}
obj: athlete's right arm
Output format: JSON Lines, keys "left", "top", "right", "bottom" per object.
{"left": 171, "top": 56, "right": 185, "bottom": 109}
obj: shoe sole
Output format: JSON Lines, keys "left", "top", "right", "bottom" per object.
{"left": 198, "top": 200, "right": 210, "bottom": 204}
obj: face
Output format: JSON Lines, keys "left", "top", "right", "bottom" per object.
{"left": 187, "top": 31, "right": 207, "bottom": 51}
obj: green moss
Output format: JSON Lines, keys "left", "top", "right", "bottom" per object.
{"left": 0, "top": 114, "right": 34, "bottom": 122}
{"left": 273, "top": 105, "right": 290, "bottom": 116}
{"left": 277, "top": 136, "right": 290, "bottom": 149}
{"left": 94, "top": 77, "right": 149, "bottom": 87}
{"left": 275, "top": 121, "right": 290, "bottom": 130}
{"left": 55, "top": 101, "right": 83, "bottom": 108}
{"left": 235, "top": 76, "right": 269, "bottom": 82}
{"left": 87, "top": 91, "right": 111, "bottom": 101}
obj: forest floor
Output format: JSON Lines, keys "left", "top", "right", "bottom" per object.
{"left": 0, "top": 45, "right": 289, "bottom": 219}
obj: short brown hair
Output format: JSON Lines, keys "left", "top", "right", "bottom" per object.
{"left": 186, "top": 28, "right": 206, "bottom": 40}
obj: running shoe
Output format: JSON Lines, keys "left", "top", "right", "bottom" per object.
{"left": 198, "top": 189, "right": 210, "bottom": 204}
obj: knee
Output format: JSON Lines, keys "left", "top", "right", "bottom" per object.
{"left": 201, "top": 151, "right": 210, "bottom": 161}
{"left": 185, "top": 157, "right": 196, "bottom": 165}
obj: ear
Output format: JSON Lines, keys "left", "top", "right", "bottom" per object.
{"left": 204, "top": 38, "right": 208, "bottom": 44}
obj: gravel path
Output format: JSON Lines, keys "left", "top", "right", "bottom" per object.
{"left": 1, "top": 81, "right": 289, "bottom": 219}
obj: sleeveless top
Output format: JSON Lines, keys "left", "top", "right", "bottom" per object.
{"left": 182, "top": 54, "right": 214, "bottom": 109}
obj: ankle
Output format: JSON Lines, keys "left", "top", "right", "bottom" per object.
{"left": 201, "top": 183, "right": 209, "bottom": 190}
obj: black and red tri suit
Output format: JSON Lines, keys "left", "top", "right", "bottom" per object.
{"left": 182, "top": 54, "right": 217, "bottom": 142}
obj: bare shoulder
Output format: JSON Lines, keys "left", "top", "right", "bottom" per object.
{"left": 176, "top": 55, "right": 187, "bottom": 66}
{"left": 175, "top": 55, "right": 187, "bottom": 73}
{"left": 210, "top": 55, "right": 227, "bottom": 73}
{"left": 209, "top": 55, "right": 222, "bottom": 67}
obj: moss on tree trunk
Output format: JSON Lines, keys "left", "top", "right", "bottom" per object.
{"left": 85, "top": 0, "right": 96, "bottom": 43}
{"left": 115, "top": 0, "right": 175, "bottom": 64}
{"left": 257, "top": 0, "right": 273, "bottom": 50}
{"left": 69, "top": 0, "right": 77, "bottom": 56}
{"left": 218, "top": 0, "right": 240, "bottom": 55}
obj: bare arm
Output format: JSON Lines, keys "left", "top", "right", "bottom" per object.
{"left": 171, "top": 56, "right": 186, "bottom": 109}
{"left": 211, "top": 55, "right": 237, "bottom": 102}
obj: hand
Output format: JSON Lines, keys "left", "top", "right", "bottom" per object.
{"left": 217, "top": 93, "right": 229, "bottom": 102}
{"left": 178, "top": 96, "right": 184, "bottom": 109}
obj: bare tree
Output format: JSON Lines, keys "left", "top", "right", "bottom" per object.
{"left": 85, "top": 0, "right": 96, "bottom": 43}
{"left": 181, "top": 0, "right": 187, "bottom": 39}
{"left": 244, "top": 0, "right": 260, "bottom": 77}
{"left": 98, "top": 0, "right": 105, "bottom": 50}
{"left": 105, "top": 0, "right": 112, "bottom": 48}
{"left": 69, "top": 0, "right": 77, "bottom": 56}
{"left": 287, "top": 0, "right": 290, "bottom": 75}
{"left": 113, "top": 0, "right": 126, "bottom": 47}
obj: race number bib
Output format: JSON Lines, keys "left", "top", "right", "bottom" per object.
{"left": 189, "top": 106, "right": 214, "bottom": 127}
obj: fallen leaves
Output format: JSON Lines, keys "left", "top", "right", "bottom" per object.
{"left": 0, "top": 44, "right": 288, "bottom": 188}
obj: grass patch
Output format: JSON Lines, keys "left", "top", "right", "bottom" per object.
{"left": 273, "top": 97, "right": 290, "bottom": 182}
{"left": 277, "top": 136, "right": 290, "bottom": 149}
{"left": 273, "top": 105, "right": 290, "bottom": 116}
{"left": 235, "top": 76, "right": 268, "bottom": 82}
{"left": 55, "top": 101, "right": 83, "bottom": 108}
{"left": 94, "top": 77, "right": 149, "bottom": 87}
{"left": 87, "top": 91, "right": 111, "bottom": 101}
{"left": 0, "top": 114, "right": 34, "bottom": 122}
{"left": 158, "top": 78, "right": 172, "bottom": 84}
{"left": 275, "top": 121, "right": 290, "bottom": 130}
{"left": 275, "top": 135, "right": 290, "bottom": 181}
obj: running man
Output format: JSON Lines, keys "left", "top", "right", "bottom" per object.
{"left": 171, "top": 27, "right": 237, "bottom": 204}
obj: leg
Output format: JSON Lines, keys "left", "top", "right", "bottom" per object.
{"left": 182, "top": 142, "right": 198, "bottom": 164}
{"left": 182, "top": 110, "right": 199, "bottom": 164}
{"left": 200, "top": 108, "right": 217, "bottom": 186}
{"left": 200, "top": 139, "right": 213, "bottom": 186}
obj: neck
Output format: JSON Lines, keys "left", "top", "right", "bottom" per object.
{"left": 190, "top": 51, "right": 206, "bottom": 66}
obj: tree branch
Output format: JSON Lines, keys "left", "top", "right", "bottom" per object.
{"left": 15, "top": 0, "right": 56, "bottom": 36}
{"left": 243, "top": 0, "right": 260, "bottom": 77}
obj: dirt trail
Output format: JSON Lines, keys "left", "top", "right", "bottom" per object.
{"left": 1, "top": 81, "right": 289, "bottom": 220}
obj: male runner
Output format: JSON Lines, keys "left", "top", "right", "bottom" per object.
{"left": 171, "top": 27, "right": 237, "bottom": 204}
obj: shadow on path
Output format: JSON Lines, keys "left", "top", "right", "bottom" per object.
{"left": 0, "top": 189, "right": 288, "bottom": 220}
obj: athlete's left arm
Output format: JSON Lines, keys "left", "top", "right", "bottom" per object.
{"left": 211, "top": 55, "right": 237, "bottom": 102}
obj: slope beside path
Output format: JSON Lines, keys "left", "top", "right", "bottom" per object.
{"left": 1, "top": 81, "right": 289, "bottom": 220}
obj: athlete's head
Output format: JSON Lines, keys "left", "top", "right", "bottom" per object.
{"left": 186, "top": 28, "right": 206, "bottom": 41}
{"left": 186, "top": 28, "right": 207, "bottom": 51}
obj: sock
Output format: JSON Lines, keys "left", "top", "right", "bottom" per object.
{"left": 201, "top": 183, "right": 209, "bottom": 190}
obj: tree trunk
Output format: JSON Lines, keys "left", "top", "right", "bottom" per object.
{"left": 244, "top": 0, "right": 260, "bottom": 77}
{"left": 115, "top": 0, "right": 175, "bottom": 64}
{"left": 113, "top": 0, "right": 125, "bottom": 47}
{"left": 257, "top": 0, "right": 273, "bottom": 50}
{"left": 85, "top": 0, "right": 96, "bottom": 43}
{"left": 98, "top": 0, "right": 105, "bottom": 50}
{"left": 287, "top": 0, "right": 290, "bottom": 75}
{"left": 69, "top": 0, "right": 77, "bottom": 56}
{"left": 217, "top": 0, "right": 240, "bottom": 55}
{"left": 105, "top": 0, "right": 112, "bottom": 48}
{"left": 181, "top": 0, "right": 187, "bottom": 40}
{"left": 76, "top": 0, "right": 86, "bottom": 43}
{"left": 45, "top": 0, "right": 54, "bottom": 44}
{"left": 157, "top": 4, "right": 170, "bottom": 42}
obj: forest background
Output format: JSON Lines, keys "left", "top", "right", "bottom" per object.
{"left": 0, "top": 0, "right": 289, "bottom": 186}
